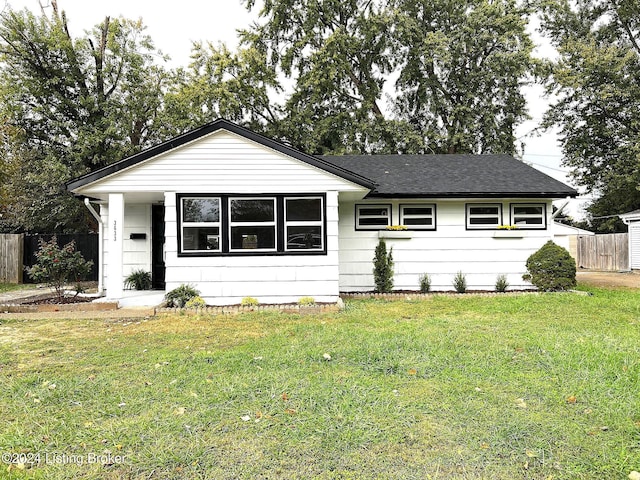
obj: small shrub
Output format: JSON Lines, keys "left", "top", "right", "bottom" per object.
{"left": 452, "top": 271, "right": 467, "bottom": 293}
{"left": 164, "top": 284, "right": 200, "bottom": 308}
{"left": 373, "top": 239, "right": 394, "bottom": 293}
{"left": 523, "top": 240, "right": 576, "bottom": 291}
{"left": 241, "top": 297, "right": 259, "bottom": 306}
{"left": 495, "top": 274, "right": 509, "bottom": 293}
{"left": 124, "top": 269, "right": 152, "bottom": 290}
{"left": 419, "top": 273, "right": 432, "bottom": 293}
{"left": 185, "top": 295, "right": 206, "bottom": 308}
{"left": 26, "top": 236, "right": 93, "bottom": 303}
{"left": 298, "top": 296, "right": 316, "bottom": 306}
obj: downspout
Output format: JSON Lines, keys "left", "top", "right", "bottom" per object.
{"left": 84, "top": 198, "right": 104, "bottom": 295}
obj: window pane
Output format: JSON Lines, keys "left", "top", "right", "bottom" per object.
{"left": 403, "top": 207, "right": 432, "bottom": 216}
{"left": 359, "top": 217, "right": 390, "bottom": 226}
{"left": 231, "top": 199, "right": 274, "bottom": 222}
{"left": 514, "top": 206, "right": 543, "bottom": 215}
{"left": 182, "top": 227, "right": 220, "bottom": 251}
{"left": 230, "top": 226, "right": 275, "bottom": 250}
{"left": 183, "top": 198, "right": 219, "bottom": 223}
{"left": 470, "top": 217, "right": 499, "bottom": 225}
{"left": 359, "top": 207, "right": 388, "bottom": 217}
{"left": 286, "top": 198, "right": 322, "bottom": 221}
{"left": 470, "top": 207, "right": 498, "bottom": 215}
{"left": 404, "top": 217, "right": 433, "bottom": 226}
{"left": 287, "top": 226, "right": 322, "bottom": 250}
{"left": 514, "top": 217, "right": 543, "bottom": 225}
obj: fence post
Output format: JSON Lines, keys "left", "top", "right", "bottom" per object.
{"left": 0, "top": 233, "right": 24, "bottom": 283}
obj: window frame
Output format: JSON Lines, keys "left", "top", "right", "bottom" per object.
{"left": 179, "top": 196, "right": 222, "bottom": 253}
{"left": 176, "top": 193, "right": 327, "bottom": 257}
{"left": 284, "top": 196, "right": 325, "bottom": 252}
{"left": 228, "top": 197, "right": 277, "bottom": 253}
{"left": 399, "top": 204, "right": 437, "bottom": 230}
{"left": 510, "top": 203, "right": 547, "bottom": 230}
{"left": 355, "top": 204, "right": 392, "bottom": 230}
{"left": 466, "top": 203, "right": 503, "bottom": 230}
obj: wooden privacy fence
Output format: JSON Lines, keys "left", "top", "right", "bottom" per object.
{"left": 577, "top": 233, "right": 629, "bottom": 271}
{"left": 0, "top": 234, "right": 24, "bottom": 283}
{"left": 22, "top": 234, "right": 98, "bottom": 283}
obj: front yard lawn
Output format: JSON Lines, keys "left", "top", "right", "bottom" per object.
{"left": 1, "top": 287, "right": 639, "bottom": 479}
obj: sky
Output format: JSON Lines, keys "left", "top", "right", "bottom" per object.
{"left": 3, "top": 0, "right": 587, "bottom": 217}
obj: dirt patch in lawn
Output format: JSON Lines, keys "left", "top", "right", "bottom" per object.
{"left": 577, "top": 270, "right": 640, "bottom": 289}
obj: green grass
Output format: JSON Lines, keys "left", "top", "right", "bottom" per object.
{"left": 0, "top": 283, "right": 28, "bottom": 294}
{"left": 1, "top": 286, "right": 640, "bottom": 479}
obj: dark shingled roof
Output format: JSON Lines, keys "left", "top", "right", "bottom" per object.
{"left": 320, "top": 154, "right": 578, "bottom": 198}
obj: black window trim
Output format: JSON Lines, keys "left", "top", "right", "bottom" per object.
{"left": 465, "top": 203, "right": 503, "bottom": 230}
{"left": 355, "top": 203, "right": 393, "bottom": 231}
{"left": 177, "top": 193, "right": 327, "bottom": 257}
{"left": 399, "top": 203, "right": 437, "bottom": 231}
{"left": 509, "top": 202, "right": 548, "bottom": 230}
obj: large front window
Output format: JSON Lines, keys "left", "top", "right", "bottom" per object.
{"left": 285, "top": 197, "right": 324, "bottom": 250}
{"left": 178, "top": 194, "right": 326, "bottom": 255}
{"left": 229, "top": 198, "right": 276, "bottom": 251}
{"left": 181, "top": 197, "right": 221, "bottom": 252}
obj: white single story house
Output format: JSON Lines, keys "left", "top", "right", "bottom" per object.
{"left": 621, "top": 210, "right": 640, "bottom": 270}
{"left": 67, "top": 119, "right": 578, "bottom": 305}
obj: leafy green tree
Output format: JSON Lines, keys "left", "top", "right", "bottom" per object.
{"left": 0, "top": 2, "right": 172, "bottom": 232}
{"left": 538, "top": 0, "right": 640, "bottom": 231}
{"left": 179, "top": 0, "right": 535, "bottom": 155}
{"left": 392, "top": 0, "right": 534, "bottom": 154}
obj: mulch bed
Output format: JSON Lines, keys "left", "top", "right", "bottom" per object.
{"left": 13, "top": 294, "right": 94, "bottom": 306}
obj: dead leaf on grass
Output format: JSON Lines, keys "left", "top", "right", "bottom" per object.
{"left": 408, "top": 369, "right": 417, "bottom": 375}
{"left": 566, "top": 395, "right": 577, "bottom": 404}
{"left": 285, "top": 408, "right": 297, "bottom": 415}
{"left": 515, "top": 398, "right": 527, "bottom": 409}
{"left": 281, "top": 392, "right": 289, "bottom": 401}
{"left": 173, "top": 407, "right": 186, "bottom": 416}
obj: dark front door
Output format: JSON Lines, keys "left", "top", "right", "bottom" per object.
{"left": 151, "top": 204, "right": 166, "bottom": 289}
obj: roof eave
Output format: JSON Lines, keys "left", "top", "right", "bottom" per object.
{"left": 365, "top": 191, "right": 579, "bottom": 199}
{"left": 67, "top": 119, "right": 376, "bottom": 192}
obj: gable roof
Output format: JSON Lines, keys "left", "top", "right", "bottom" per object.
{"left": 321, "top": 154, "right": 578, "bottom": 198}
{"left": 67, "top": 119, "right": 376, "bottom": 192}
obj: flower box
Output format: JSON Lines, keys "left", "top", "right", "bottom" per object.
{"left": 378, "top": 230, "right": 413, "bottom": 239}
{"left": 493, "top": 230, "right": 524, "bottom": 238}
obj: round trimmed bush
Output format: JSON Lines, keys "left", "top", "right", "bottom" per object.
{"left": 523, "top": 241, "right": 576, "bottom": 291}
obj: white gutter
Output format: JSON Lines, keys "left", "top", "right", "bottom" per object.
{"left": 84, "top": 198, "right": 104, "bottom": 295}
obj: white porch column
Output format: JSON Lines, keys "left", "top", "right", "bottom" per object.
{"left": 107, "top": 193, "right": 124, "bottom": 298}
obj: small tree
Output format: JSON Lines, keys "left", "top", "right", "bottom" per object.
{"left": 419, "top": 273, "right": 432, "bottom": 293}
{"left": 373, "top": 239, "right": 394, "bottom": 293}
{"left": 523, "top": 241, "right": 576, "bottom": 291}
{"left": 452, "top": 271, "right": 467, "bottom": 293}
{"left": 26, "top": 236, "right": 93, "bottom": 303}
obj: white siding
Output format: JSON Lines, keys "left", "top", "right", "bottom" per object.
{"left": 100, "top": 205, "right": 109, "bottom": 291}
{"left": 123, "top": 205, "right": 152, "bottom": 279}
{"left": 631, "top": 223, "right": 640, "bottom": 269}
{"left": 339, "top": 198, "right": 554, "bottom": 292}
{"left": 78, "top": 130, "right": 365, "bottom": 196}
{"left": 163, "top": 191, "right": 341, "bottom": 305}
